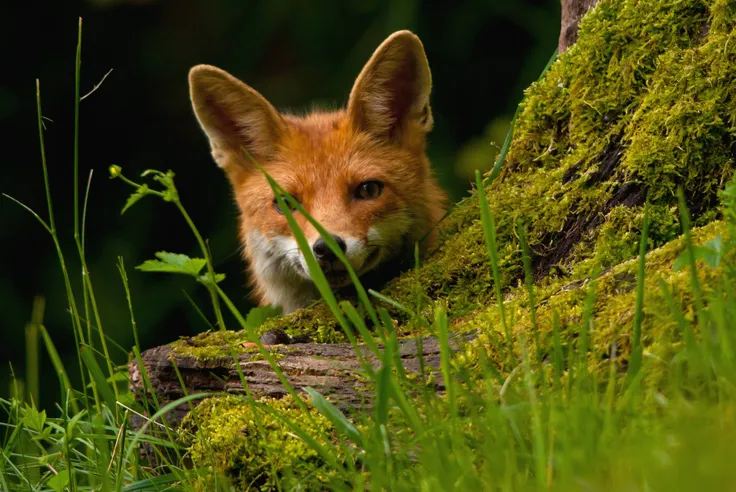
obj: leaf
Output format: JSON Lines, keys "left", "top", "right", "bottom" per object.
{"left": 81, "top": 345, "right": 118, "bottom": 413}
{"left": 121, "top": 471, "right": 193, "bottom": 492}
{"left": 47, "top": 470, "right": 69, "bottom": 492}
{"left": 704, "top": 236, "right": 723, "bottom": 266}
{"left": 199, "top": 271, "right": 226, "bottom": 285}
{"left": 21, "top": 404, "right": 46, "bottom": 432}
{"left": 305, "top": 387, "right": 363, "bottom": 446}
{"left": 32, "top": 426, "right": 53, "bottom": 442}
{"left": 136, "top": 251, "right": 207, "bottom": 277}
{"left": 106, "top": 370, "right": 130, "bottom": 384}
{"left": 673, "top": 236, "right": 723, "bottom": 271}
{"left": 245, "top": 304, "right": 282, "bottom": 328}
{"left": 66, "top": 408, "right": 88, "bottom": 440}
{"left": 121, "top": 184, "right": 150, "bottom": 214}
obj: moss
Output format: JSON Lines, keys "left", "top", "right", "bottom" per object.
{"left": 172, "top": 0, "right": 736, "bottom": 355}
{"left": 180, "top": 395, "right": 335, "bottom": 490}
{"left": 455, "top": 220, "right": 732, "bottom": 389}
{"left": 245, "top": 0, "right": 732, "bottom": 340}
{"left": 170, "top": 301, "right": 343, "bottom": 359}
{"left": 170, "top": 330, "right": 253, "bottom": 361}
{"left": 259, "top": 302, "right": 348, "bottom": 343}
{"left": 174, "top": 1, "right": 736, "bottom": 483}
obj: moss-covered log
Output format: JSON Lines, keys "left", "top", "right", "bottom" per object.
{"left": 158, "top": 0, "right": 735, "bottom": 350}
{"left": 129, "top": 0, "right": 736, "bottom": 485}
{"left": 129, "top": 332, "right": 474, "bottom": 426}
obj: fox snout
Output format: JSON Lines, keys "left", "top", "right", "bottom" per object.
{"left": 311, "top": 235, "right": 346, "bottom": 264}
{"left": 303, "top": 232, "right": 382, "bottom": 288}
{"left": 310, "top": 234, "right": 352, "bottom": 287}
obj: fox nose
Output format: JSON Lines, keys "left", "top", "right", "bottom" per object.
{"left": 312, "top": 235, "right": 347, "bottom": 262}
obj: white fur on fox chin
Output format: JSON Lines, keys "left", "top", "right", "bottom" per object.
{"left": 247, "top": 232, "right": 316, "bottom": 314}
{"left": 247, "top": 215, "right": 412, "bottom": 313}
{"left": 246, "top": 230, "right": 377, "bottom": 314}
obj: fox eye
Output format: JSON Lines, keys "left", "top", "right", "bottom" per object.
{"left": 273, "top": 195, "right": 299, "bottom": 215}
{"left": 354, "top": 181, "right": 383, "bottom": 200}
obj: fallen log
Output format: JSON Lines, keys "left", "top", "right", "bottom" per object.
{"left": 128, "top": 331, "right": 475, "bottom": 427}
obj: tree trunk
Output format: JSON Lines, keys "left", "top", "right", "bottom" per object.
{"left": 559, "top": 0, "right": 601, "bottom": 52}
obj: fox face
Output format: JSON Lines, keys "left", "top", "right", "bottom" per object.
{"left": 189, "top": 30, "right": 446, "bottom": 313}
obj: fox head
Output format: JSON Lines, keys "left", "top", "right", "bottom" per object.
{"left": 189, "top": 30, "right": 446, "bottom": 313}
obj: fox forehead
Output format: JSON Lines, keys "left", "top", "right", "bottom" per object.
{"left": 235, "top": 109, "right": 428, "bottom": 204}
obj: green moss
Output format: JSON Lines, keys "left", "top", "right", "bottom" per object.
{"left": 287, "top": 0, "right": 734, "bottom": 338}
{"left": 181, "top": 395, "right": 335, "bottom": 490}
{"left": 259, "top": 302, "right": 348, "bottom": 343}
{"left": 455, "top": 220, "right": 731, "bottom": 388}
{"left": 169, "top": 330, "right": 253, "bottom": 360}
{"left": 172, "top": 0, "right": 736, "bottom": 354}
{"left": 174, "top": 2, "right": 736, "bottom": 484}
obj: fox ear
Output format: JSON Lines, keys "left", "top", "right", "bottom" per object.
{"left": 189, "top": 65, "right": 285, "bottom": 168}
{"left": 347, "top": 30, "right": 433, "bottom": 144}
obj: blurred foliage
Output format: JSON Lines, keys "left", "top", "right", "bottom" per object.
{"left": 0, "top": 0, "right": 559, "bottom": 407}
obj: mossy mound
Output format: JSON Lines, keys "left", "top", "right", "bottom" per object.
{"left": 172, "top": 0, "right": 736, "bottom": 486}
{"left": 173, "top": 0, "right": 736, "bottom": 357}
{"left": 180, "top": 395, "right": 336, "bottom": 490}
{"left": 456, "top": 219, "right": 732, "bottom": 386}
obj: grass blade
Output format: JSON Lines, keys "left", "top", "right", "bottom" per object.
{"left": 80, "top": 344, "right": 117, "bottom": 414}
{"left": 38, "top": 325, "right": 79, "bottom": 415}
{"left": 436, "top": 307, "right": 457, "bottom": 424}
{"left": 677, "top": 187, "right": 706, "bottom": 326}
{"left": 517, "top": 221, "right": 540, "bottom": 364}
{"left": 305, "top": 387, "right": 364, "bottom": 446}
{"left": 475, "top": 170, "right": 510, "bottom": 362}
{"left": 24, "top": 297, "right": 44, "bottom": 406}
{"left": 628, "top": 201, "right": 650, "bottom": 381}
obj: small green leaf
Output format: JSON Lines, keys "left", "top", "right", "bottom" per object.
{"left": 673, "top": 237, "right": 723, "bottom": 271}
{"left": 244, "top": 304, "right": 282, "bottom": 328}
{"left": 21, "top": 404, "right": 46, "bottom": 432}
{"left": 32, "top": 426, "right": 53, "bottom": 442}
{"left": 704, "top": 236, "right": 723, "bottom": 266}
{"left": 107, "top": 370, "right": 130, "bottom": 384}
{"left": 47, "top": 470, "right": 70, "bottom": 492}
{"left": 136, "top": 252, "right": 207, "bottom": 277}
{"left": 162, "top": 188, "right": 178, "bottom": 202}
{"left": 199, "top": 271, "right": 226, "bottom": 284}
{"left": 121, "top": 184, "right": 151, "bottom": 214}
{"left": 66, "top": 409, "right": 88, "bottom": 439}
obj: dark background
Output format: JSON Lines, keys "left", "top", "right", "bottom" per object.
{"left": 0, "top": 0, "right": 560, "bottom": 407}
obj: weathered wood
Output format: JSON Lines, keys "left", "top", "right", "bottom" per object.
{"left": 559, "top": 0, "right": 601, "bottom": 53}
{"left": 128, "top": 332, "right": 475, "bottom": 426}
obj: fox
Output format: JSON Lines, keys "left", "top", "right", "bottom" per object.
{"left": 188, "top": 30, "right": 447, "bottom": 314}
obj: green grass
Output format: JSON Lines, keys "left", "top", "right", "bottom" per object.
{"left": 3, "top": 17, "right": 736, "bottom": 492}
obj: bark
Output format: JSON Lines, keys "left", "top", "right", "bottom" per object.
{"left": 128, "top": 332, "right": 475, "bottom": 427}
{"left": 559, "top": 0, "right": 601, "bottom": 53}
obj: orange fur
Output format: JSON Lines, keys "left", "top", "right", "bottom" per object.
{"left": 189, "top": 31, "right": 447, "bottom": 313}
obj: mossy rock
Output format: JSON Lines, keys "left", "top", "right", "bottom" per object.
{"left": 171, "top": 0, "right": 736, "bottom": 487}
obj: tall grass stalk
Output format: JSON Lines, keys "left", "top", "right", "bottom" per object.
{"left": 24, "top": 297, "right": 43, "bottom": 407}
{"left": 475, "top": 170, "right": 510, "bottom": 361}
{"left": 628, "top": 201, "right": 650, "bottom": 381}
